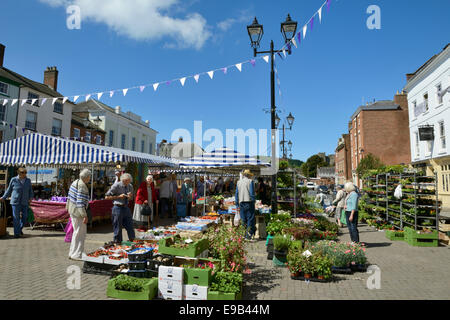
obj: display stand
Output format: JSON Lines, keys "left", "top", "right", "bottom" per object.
{"left": 276, "top": 169, "right": 297, "bottom": 216}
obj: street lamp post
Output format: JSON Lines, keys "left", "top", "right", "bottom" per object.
{"left": 247, "top": 15, "right": 298, "bottom": 214}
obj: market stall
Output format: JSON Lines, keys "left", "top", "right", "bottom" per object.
{"left": 0, "top": 133, "right": 179, "bottom": 226}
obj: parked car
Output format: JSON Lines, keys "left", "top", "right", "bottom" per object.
{"left": 306, "top": 182, "right": 316, "bottom": 190}
{"left": 318, "top": 185, "right": 329, "bottom": 193}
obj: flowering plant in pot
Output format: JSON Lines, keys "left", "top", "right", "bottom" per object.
{"left": 298, "top": 251, "right": 314, "bottom": 278}
{"left": 287, "top": 250, "right": 302, "bottom": 277}
{"left": 312, "top": 252, "right": 332, "bottom": 280}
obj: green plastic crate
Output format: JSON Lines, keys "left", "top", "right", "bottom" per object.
{"left": 385, "top": 230, "right": 405, "bottom": 241}
{"left": 207, "top": 285, "right": 242, "bottom": 300}
{"left": 404, "top": 227, "right": 438, "bottom": 240}
{"left": 158, "top": 237, "right": 209, "bottom": 258}
{"left": 184, "top": 268, "right": 212, "bottom": 286}
{"left": 106, "top": 277, "right": 158, "bottom": 300}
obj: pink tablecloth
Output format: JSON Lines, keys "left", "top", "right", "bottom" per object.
{"left": 30, "top": 201, "right": 69, "bottom": 224}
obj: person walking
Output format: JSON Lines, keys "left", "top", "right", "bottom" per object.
{"left": 0, "top": 167, "right": 34, "bottom": 238}
{"left": 66, "top": 169, "right": 91, "bottom": 260}
{"left": 256, "top": 177, "right": 270, "bottom": 205}
{"left": 105, "top": 173, "right": 135, "bottom": 244}
{"left": 171, "top": 174, "right": 178, "bottom": 217}
{"left": 133, "top": 175, "right": 157, "bottom": 230}
{"left": 181, "top": 178, "right": 193, "bottom": 217}
{"left": 332, "top": 185, "right": 347, "bottom": 227}
{"left": 159, "top": 174, "right": 173, "bottom": 219}
{"left": 235, "top": 170, "right": 256, "bottom": 241}
{"left": 314, "top": 189, "right": 327, "bottom": 210}
{"left": 344, "top": 182, "right": 360, "bottom": 243}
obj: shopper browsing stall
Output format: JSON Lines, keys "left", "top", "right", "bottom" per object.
{"left": 181, "top": 177, "right": 194, "bottom": 217}
{"left": 344, "top": 182, "right": 360, "bottom": 243}
{"left": 332, "top": 185, "right": 346, "bottom": 228}
{"left": 235, "top": 170, "right": 256, "bottom": 241}
{"left": 66, "top": 169, "right": 91, "bottom": 260}
{"left": 133, "top": 175, "right": 157, "bottom": 229}
{"left": 0, "top": 167, "right": 33, "bottom": 238}
{"left": 159, "top": 174, "right": 173, "bottom": 219}
{"left": 105, "top": 173, "right": 135, "bottom": 244}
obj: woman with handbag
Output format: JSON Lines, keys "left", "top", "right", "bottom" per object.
{"left": 133, "top": 175, "right": 157, "bottom": 230}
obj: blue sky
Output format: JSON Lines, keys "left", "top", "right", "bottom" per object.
{"left": 1, "top": 0, "right": 449, "bottom": 161}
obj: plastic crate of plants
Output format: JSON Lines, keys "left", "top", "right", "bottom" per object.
{"left": 107, "top": 275, "right": 158, "bottom": 300}
{"left": 158, "top": 235, "right": 209, "bottom": 258}
{"left": 147, "top": 255, "right": 175, "bottom": 272}
{"left": 127, "top": 248, "right": 154, "bottom": 262}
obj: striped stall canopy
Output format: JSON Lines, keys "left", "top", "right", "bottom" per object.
{"left": 0, "top": 133, "right": 178, "bottom": 167}
{"left": 179, "top": 147, "right": 269, "bottom": 168}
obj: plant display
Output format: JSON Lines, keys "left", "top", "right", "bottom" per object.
{"left": 312, "top": 252, "right": 333, "bottom": 280}
{"left": 206, "top": 224, "right": 249, "bottom": 273}
{"left": 210, "top": 272, "right": 242, "bottom": 294}
{"left": 113, "top": 275, "right": 147, "bottom": 292}
{"left": 313, "top": 216, "right": 339, "bottom": 233}
{"left": 287, "top": 250, "right": 303, "bottom": 275}
{"left": 297, "top": 252, "right": 314, "bottom": 275}
{"left": 282, "top": 226, "right": 313, "bottom": 241}
{"left": 307, "top": 241, "right": 367, "bottom": 268}
{"left": 273, "top": 235, "right": 292, "bottom": 252}
{"left": 266, "top": 213, "right": 293, "bottom": 236}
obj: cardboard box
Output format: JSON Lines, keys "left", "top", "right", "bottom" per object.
{"left": 183, "top": 284, "right": 208, "bottom": 300}
{"left": 158, "top": 266, "right": 184, "bottom": 283}
{"left": 104, "top": 257, "right": 129, "bottom": 265}
{"left": 158, "top": 279, "right": 183, "bottom": 300}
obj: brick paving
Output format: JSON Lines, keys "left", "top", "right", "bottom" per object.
{"left": 0, "top": 220, "right": 449, "bottom": 300}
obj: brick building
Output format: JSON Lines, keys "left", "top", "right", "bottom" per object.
{"left": 71, "top": 113, "right": 105, "bottom": 145}
{"left": 335, "top": 133, "right": 352, "bottom": 185}
{"left": 349, "top": 92, "right": 411, "bottom": 186}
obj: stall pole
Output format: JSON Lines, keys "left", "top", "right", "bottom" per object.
{"left": 35, "top": 165, "right": 38, "bottom": 184}
{"left": 203, "top": 172, "right": 206, "bottom": 216}
{"left": 91, "top": 163, "right": 94, "bottom": 201}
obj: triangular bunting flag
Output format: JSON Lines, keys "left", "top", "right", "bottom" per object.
{"left": 122, "top": 89, "right": 128, "bottom": 96}
{"left": 207, "top": 71, "right": 214, "bottom": 79}
{"left": 287, "top": 43, "right": 292, "bottom": 53}
{"left": 194, "top": 75, "right": 200, "bottom": 83}
{"left": 31, "top": 99, "right": 37, "bottom": 105}
{"left": 62, "top": 97, "right": 68, "bottom": 104}
{"left": 110, "top": 91, "right": 114, "bottom": 98}
{"left": 310, "top": 16, "right": 314, "bottom": 30}
{"left": 292, "top": 38, "right": 297, "bottom": 48}
{"left": 318, "top": 7, "right": 323, "bottom": 22}
{"left": 12, "top": 99, "right": 18, "bottom": 106}
{"left": 250, "top": 59, "right": 256, "bottom": 67}
{"left": 2, "top": 99, "right": 7, "bottom": 106}
{"left": 98, "top": 92, "right": 104, "bottom": 100}
{"left": 297, "top": 32, "right": 302, "bottom": 45}
{"left": 74, "top": 96, "right": 79, "bottom": 102}
{"left": 166, "top": 81, "right": 171, "bottom": 86}
{"left": 235, "top": 63, "right": 242, "bottom": 72}
{"left": 52, "top": 98, "right": 58, "bottom": 105}
{"left": 41, "top": 98, "right": 47, "bottom": 105}
{"left": 277, "top": 52, "right": 284, "bottom": 60}
{"left": 139, "top": 86, "right": 145, "bottom": 92}
{"left": 21, "top": 99, "right": 27, "bottom": 106}
{"left": 303, "top": 25, "right": 307, "bottom": 39}
{"left": 180, "top": 78, "right": 186, "bottom": 86}
{"left": 153, "top": 83, "right": 159, "bottom": 91}
{"left": 85, "top": 94, "right": 91, "bottom": 102}
{"left": 263, "top": 56, "right": 269, "bottom": 63}
{"left": 282, "top": 49, "right": 287, "bottom": 57}
{"left": 222, "top": 67, "right": 227, "bottom": 74}
{"left": 327, "top": 0, "right": 331, "bottom": 11}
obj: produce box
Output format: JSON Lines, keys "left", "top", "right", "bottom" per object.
{"left": 207, "top": 284, "right": 242, "bottom": 301}
{"left": 158, "top": 237, "right": 209, "bottom": 258}
{"left": 183, "top": 285, "right": 208, "bottom": 300}
{"left": 104, "top": 257, "right": 129, "bottom": 266}
{"left": 128, "top": 261, "right": 148, "bottom": 271}
{"left": 107, "top": 277, "right": 158, "bottom": 300}
{"left": 128, "top": 248, "right": 153, "bottom": 262}
{"left": 82, "top": 253, "right": 105, "bottom": 264}
{"left": 147, "top": 255, "right": 175, "bottom": 272}
{"left": 158, "top": 266, "right": 184, "bottom": 284}
{"left": 174, "top": 256, "right": 198, "bottom": 268}
{"left": 184, "top": 267, "right": 212, "bottom": 286}
{"left": 158, "top": 279, "right": 183, "bottom": 300}
{"left": 404, "top": 227, "right": 439, "bottom": 247}
{"left": 385, "top": 230, "right": 405, "bottom": 241}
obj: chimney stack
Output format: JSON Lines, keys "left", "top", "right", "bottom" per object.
{"left": 0, "top": 44, "right": 5, "bottom": 67}
{"left": 44, "top": 66, "right": 59, "bottom": 91}
{"left": 115, "top": 106, "right": 121, "bottom": 114}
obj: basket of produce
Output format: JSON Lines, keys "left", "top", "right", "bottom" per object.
{"left": 127, "top": 248, "right": 154, "bottom": 262}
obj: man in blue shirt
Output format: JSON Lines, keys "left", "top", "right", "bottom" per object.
{"left": 1, "top": 167, "right": 34, "bottom": 238}
{"left": 235, "top": 170, "right": 256, "bottom": 240}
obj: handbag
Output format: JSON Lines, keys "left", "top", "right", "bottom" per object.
{"left": 141, "top": 204, "right": 152, "bottom": 216}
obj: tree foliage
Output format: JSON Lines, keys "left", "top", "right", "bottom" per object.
{"left": 300, "top": 155, "right": 328, "bottom": 178}
{"left": 356, "top": 153, "right": 384, "bottom": 178}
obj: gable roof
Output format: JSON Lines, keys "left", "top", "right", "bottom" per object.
{"left": 350, "top": 100, "right": 400, "bottom": 120}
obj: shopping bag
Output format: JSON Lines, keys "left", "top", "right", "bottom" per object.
{"left": 340, "top": 210, "right": 347, "bottom": 226}
{"left": 141, "top": 204, "right": 152, "bottom": 216}
{"left": 28, "top": 207, "right": 34, "bottom": 223}
{"left": 64, "top": 218, "right": 73, "bottom": 243}
{"left": 233, "top": 210, "right": 241, "bottom": 227}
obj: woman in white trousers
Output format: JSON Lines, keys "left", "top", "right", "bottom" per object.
{"left": 66, "top": 169, "right": 91, "bottom": 260}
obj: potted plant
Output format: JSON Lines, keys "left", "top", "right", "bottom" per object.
{"left": 298, "top": 252, "right": 313, "bottom": 279}
{"left": 287, "top": 250, "right": 302, "bottom": 278}
{"left": 273, "top": 235, "right": 292, "bottom": 267}
{"left": 313, "top": 252, "right": 332, "bottom": 281}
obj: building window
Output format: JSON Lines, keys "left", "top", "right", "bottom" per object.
{"left": 121, "top": 134, "right": 126, "bottom": 149}
{"left": 415, "top": 132, "right": 420, "bottom": 157}
{"left": 412, "top": 101, "right": 417, "bottom": 116}
{"left": 73, "top": 128, "right": 80, "bottom": 140}
{"left": 141, "top": 140, "right": 145, "bottom": 153}
{"left": 26, "top": 92, "right": 40, "bottom": 107}
{"left": 25, "top": 111, "right": 37, "bottom": 131}
{"left": 85, "top": 131, "right": 91, "bottom": 143}
{"left": 109, "top": 130, "right": 114, "bottom": 147}
{"left": 0, "top": 104, "right": 5, "bottom": 121}
{"left": 132, "top": 137, "right": 136, "bottom": 151}
{"left": 51, "top": 118, "right": 62, "bottom": 136}
{"left": 439, "top": 121, "right": 446, "bottom": 150}
{"left": 423, "top": 93, "right": 428, "bottom": 111}
{"left": 53, "top": 102, "right": 63, "bottom": 114}
{"left": 95, "top": 135, "right": 102, "bottom": 145}
{"left": 437, "top": 83, "right": 443, "bottom": 105}
{"left": 0, "top": 82, "right": 9, "bottom": 95}
{"left": 149, "top": 143, "right": 153, "bottom": 154}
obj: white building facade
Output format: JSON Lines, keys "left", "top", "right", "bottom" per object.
{"left": 75, "top": 100, "right": 157, "bottom": 155}
{"left": 405, "top": 43, "right": 450, "bottom": 212}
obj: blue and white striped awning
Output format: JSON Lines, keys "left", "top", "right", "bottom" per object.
{"left": 0, "top": 133, "right": 178, "bottom": 167}
{"left": 179, "top": 147, "right": 269, "bottom": 168}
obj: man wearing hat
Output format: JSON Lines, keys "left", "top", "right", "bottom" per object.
{"left": 235, "top": 170, "right": 256, "bottom": 241}
{"left": 181, "top": 177, "right": 193, "bottom": 217}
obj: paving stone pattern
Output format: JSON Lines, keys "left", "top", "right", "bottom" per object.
{"left": 0, "top": 221, "right": 449, "bottom": 300}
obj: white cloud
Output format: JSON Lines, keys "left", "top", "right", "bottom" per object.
{"left": 39, "top": 0, "right": 211, "bottom": 50}
{"left": 217, "top": 10, "right": 253, "bottom": 32}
